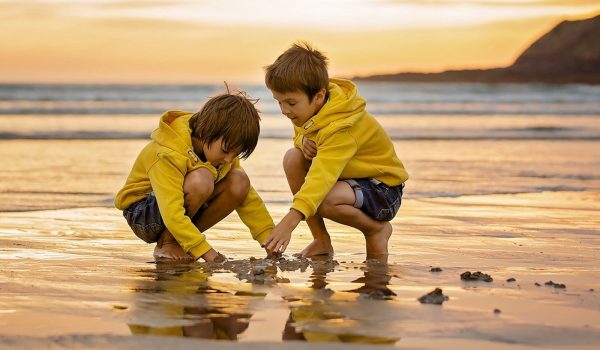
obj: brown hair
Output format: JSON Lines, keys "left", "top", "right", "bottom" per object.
{"left": 189, "top": 91, "right": 260, "bottom": 160}
{"left": 265, "top": 41, "right": 329, "bottom": 100}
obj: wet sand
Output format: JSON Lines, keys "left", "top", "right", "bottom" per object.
{"left": 1, "top": 138, "right": 600, "bottom": 349}
{"left": 1, "top": 189, "right": 599, "bottom": 349}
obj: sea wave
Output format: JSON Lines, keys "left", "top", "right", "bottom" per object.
{"left": 2, "top": 129, "right": 600, "bottom": 140}
{"left": 1, "top": 82, "right": 600, "bottom": 116}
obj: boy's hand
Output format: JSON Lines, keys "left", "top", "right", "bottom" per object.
{"left": 201, "top": 248, "right": 226, "bottom": 262}
{"left": 301, "top": 137, "right": 317, "bottom": 160}
{"left": 264, "top": 209, "right": 303, "bottom": 255}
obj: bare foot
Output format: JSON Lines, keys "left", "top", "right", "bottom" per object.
{"left": 295, "top": 239, "right": 334, "bottom": 258}
{"left": 154, "top": 230, "right": 195, "bottom": 262}
{"left": 365, "top": 221, "right": 392, "bottom": 259}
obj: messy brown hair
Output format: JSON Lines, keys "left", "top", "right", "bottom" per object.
{"left": 189, "top": 90, "right": 260, "bottom": 160}
{"left": 265, "top": 41, "right": 329, "bottom": 101}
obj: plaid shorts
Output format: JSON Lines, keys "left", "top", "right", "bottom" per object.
{"left": 343, "top": 178, "right": 404, "bottom": 222}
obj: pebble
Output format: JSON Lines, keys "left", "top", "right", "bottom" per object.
{"left": 418, "top": 288, "right": 449, "bottom": 305}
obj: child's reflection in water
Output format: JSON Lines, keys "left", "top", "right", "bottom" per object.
{"left": 128, "top": 263, "right": 260, "bottom": 340}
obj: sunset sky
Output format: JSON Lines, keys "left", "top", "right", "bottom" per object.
{"left": 1, "top": 0, "right": 598, "bottom": 84}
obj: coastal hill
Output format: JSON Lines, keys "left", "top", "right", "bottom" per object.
{"left": 357, "top": 14, "right": 600, "bottom": 84}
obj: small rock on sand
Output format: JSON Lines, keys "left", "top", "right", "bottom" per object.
{"left": 545, "top": 280, "right": 566, "bottom": 289}
{"left": 494, "top": 308, "right": 502, "bottom": 314}
{"left": 430, "top": 267, "right": 443, "bottom": 272}
{"left": 418, "top": 288, "right": 449, "bottom": 305}
{"left": 461, "top": 271, "right": 493, "bottom": 282}
{"left": 506, "top": 277, "right": 516, "bottom": 282}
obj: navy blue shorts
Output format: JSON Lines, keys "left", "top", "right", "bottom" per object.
{"left": 122, "top": 193, "right": 165, "bottom": 243}
{"left": 343, "top": 179, "right": 404, "bottom": 222}
{"left": 123, "top": 193, "right": 208, "bottom": 243}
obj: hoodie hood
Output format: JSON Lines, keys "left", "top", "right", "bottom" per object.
{"left": 151, "top": 110, "right": 200, "bottom": 164}
{"left": 297, "top": 78, "right": 366, "bottom": 136}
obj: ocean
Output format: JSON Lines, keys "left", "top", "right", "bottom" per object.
{"left": 1, "top": 82, "right": 600, "bottom": 140}
{"left": 1, "top": 83, "right": 600, "bottom": 346}
{"left": 1, "top": 82, "right": 599, "bottom": 211}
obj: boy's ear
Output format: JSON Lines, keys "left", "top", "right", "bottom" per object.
{"left": 315, "top": 88, "right": 327, "bottom": 104}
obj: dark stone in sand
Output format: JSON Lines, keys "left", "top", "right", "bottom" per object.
{"left": 535, "top": 282, "right": 541, "bottom": 286}
{"left": 494, "top": 308, "right": 502, "bottom": 314}
{"left": 430, "top": 267, "right": 443, "bottom": 272}
{"left": 461, "top": 271, "right": 493, "bottom": 282}
{"left": 282, "top": 295, "right": 302, "bottom": 302}
{"left": 545, "top": 280, "right": 566, "bottom": 289}
{"left": 506, "top": 278, "right": 516, "bottom": 282}
{"left": 235, "top": 291, "right": 267, "bottom": 297}
{"left": 201, "top": 256, "right": 338, "bottom": 285}
{"left": 590, "top": 288, "right": 594, "bottom": 292}
{"left": 418, "top": 288, "right": 449, "bottom": 305}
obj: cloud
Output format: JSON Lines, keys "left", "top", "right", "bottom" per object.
{"left": 0, "top": 0, "right": 598, "bottom": 30}
{"left": 380, "top": 0, "right": 600, "bottom": 6}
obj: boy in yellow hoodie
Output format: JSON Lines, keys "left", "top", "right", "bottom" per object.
{"left": 115, "top": 92, "right": 274, "bottom": 262}
{"left": 263, "top": 43, "right": 408, "bottom": 259}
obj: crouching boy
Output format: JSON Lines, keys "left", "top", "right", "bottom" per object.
{"left": 263, "top": 43, "right": 409, "bottom": 259}
{"left": 115, "top": 92, "right": 274, "bottom": 262}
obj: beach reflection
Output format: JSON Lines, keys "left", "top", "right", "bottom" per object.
{"left": 346, "top": 257, "right": 397, "bottom": 300}
{"left": 282, "top": 256, "right": 399, "bottom": 344}
{"left": 128, "top": 262, "right": 262, "bottom": 340}
{"left": 127, "top": 257, "right": 400, "bottom": 344}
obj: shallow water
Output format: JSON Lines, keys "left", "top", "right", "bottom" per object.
{"left": 1, "top": 134, "right": 600, "bottom": 348}
{"left": 1, "top": 188, "right": 599, "bottom": 348}
{"left": 1, "top": 138, "right": 600, "bottom": 211}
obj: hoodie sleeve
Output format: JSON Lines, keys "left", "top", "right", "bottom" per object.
{"left": 148, "top": 153, "right": 213, "bottom": 259}
{"left": 293, "top": 127, "right": 303, "bottom": 149}
{"left": 232, "top": 159, "right": 275, "bottom": 245}
{"left": 292, "top": 130, "right": 358, "bottom": 219}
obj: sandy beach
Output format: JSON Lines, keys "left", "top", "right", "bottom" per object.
{"left": 1, "top": 138, "right": 599, "bottom": 349}
{"left": 2, "top": 0, "right": 600, "bottom": 347}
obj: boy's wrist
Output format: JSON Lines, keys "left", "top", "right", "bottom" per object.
{"left": 201, "top": 248, "right": 220, "bottom": 262}
{"left": 285, "top": 209, "right": 304, "bottom": 226}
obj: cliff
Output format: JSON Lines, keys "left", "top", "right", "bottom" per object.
{"left": 357, "top": 14, "right": 600, "bottom": 84}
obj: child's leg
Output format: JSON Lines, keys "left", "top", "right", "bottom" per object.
{"left": 154, "top": 167, "right": 216, "bottom": 261}
{"left": 317, "top": 182, "right": 392, "bottom": 259}
{"left": 193, "top": 168, "right": 250, "bottom": 231}
{"left": 283, "top": 148, "right": 333, "bottom": 257}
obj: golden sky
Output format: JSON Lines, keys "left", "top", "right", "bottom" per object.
{"left": 1, "top": 0, "right": 598, "bottom": 84}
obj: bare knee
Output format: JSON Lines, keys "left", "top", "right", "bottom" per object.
{"left": 317, "top": 182, "right": 355, "bottom": 218}
{"left": 317, "top": 195, "right": 336, "bottom": 218}
{"left": 283, "top": 147, "right": 309, "bottom": 175}
{"left": 224, "top": 168, "right": 250, "bottom": 202}
{"left": 183, "top": 167, "right": 215, "bottom": 205}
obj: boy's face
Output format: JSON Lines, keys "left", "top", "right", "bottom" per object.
{"left": 271, "top": 89, "right": 326, "bottom": 127}
{"left": 194, "top": 137, "right": 240, "bottom": 167}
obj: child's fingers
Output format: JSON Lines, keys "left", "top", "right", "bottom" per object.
{"left": 266, "top": 238, "right": 282, "bottom": 254}
{"left": 302, "top": 148, "right": 314, "bottom": 160}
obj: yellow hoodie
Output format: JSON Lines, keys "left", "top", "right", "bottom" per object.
{"left": 114, "top": 111, "right": 274, "bottom": 258}
{"left": 291, "top": 78, "right": 409, "bottom": 219}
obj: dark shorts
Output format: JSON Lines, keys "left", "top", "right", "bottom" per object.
{"left": 122, "top": 193, "right": 165, "bottom": 243}
{"left": 343, "top": 178, "right": 404, "bottom": 222}
{"left": 123, "top": 193, "right": 208, "bottom": 243}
